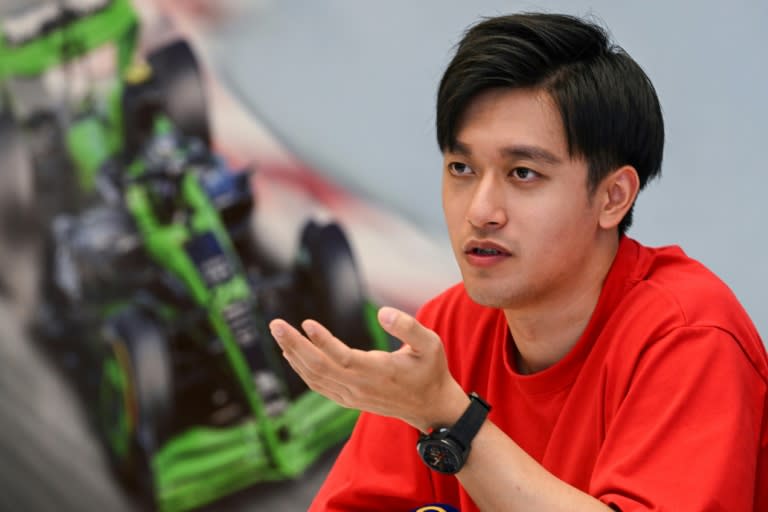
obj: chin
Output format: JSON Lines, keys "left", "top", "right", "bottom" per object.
{"left": 464, "top": 285, "right": 520, "bottom": 309}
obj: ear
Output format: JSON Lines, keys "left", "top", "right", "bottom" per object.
{"left": 597, "top": 165, "right": 640, "bottom": 230}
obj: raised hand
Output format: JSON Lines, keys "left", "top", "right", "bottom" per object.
{"left": 269, "top": 306, "right": 469, "bottom": 432}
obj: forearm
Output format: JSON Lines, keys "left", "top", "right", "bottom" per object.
{"left": 457, "top": 420, "right": 611, "bottom": 512}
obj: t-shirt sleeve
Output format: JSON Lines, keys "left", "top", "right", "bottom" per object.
{"left": 309, "top": 411, "right": 436, "bottom": 511}
{"left": 590, "top": 326, "right": 766, "bottom": 511}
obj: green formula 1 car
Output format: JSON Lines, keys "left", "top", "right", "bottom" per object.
{"left": 0, "top": 1, "right": 389, "bottom": 510}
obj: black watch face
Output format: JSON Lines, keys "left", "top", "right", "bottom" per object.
{"left": 419, "top": 441, "right": 462, "bottom": 474}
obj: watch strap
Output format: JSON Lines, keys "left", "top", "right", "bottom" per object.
{"left": 449, "top": 392, "right": 490, "bottom": 451}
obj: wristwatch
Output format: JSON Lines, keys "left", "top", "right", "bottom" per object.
{"left": 416, "top": 392, "right": 491, "bottom": 474}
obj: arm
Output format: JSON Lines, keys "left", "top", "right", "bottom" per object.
{"left": 458, "top": 420, "right": 610, "bottom": 511}
{"left": 270, "top": 308, "right": 611, "bottom": 511}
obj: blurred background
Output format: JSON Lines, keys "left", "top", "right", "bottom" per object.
{"left": 0, "top": 0, "right": 765, "bottom": 511}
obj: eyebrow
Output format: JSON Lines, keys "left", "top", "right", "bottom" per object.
{"left": 450, "top": 141, "right": 563, "bottom": 165}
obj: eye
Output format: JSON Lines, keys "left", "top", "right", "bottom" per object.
{"left": 510, "top": 167, "right": 540, "bottom": 181}
{"left": 448, "top": 162, "right": 474, "bottom": 176}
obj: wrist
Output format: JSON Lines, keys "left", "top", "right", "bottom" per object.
{"left": 417, "top": 392, "right": 492, "bottom": 474}
{"left": 417, "top": 383, "right": 471, "bottom": 433}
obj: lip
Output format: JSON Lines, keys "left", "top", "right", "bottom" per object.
{"left": 462, "top": 239, "right": 512, "bottom": 254}
{"left": 462, "top": 239, "right": 512, "bottom": 268}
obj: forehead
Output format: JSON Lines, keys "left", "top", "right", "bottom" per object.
{"left": 452, "top": 88, "right": 568, "bottom": 157}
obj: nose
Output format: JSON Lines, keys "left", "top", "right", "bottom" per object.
{"left": 466, "top": 173, "right": 507, "bottom": 230}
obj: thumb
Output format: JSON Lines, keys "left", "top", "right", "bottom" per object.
{"left": 377, "top": 306, "right": 435, "bottom": 353}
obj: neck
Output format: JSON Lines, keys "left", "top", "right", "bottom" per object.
{"left": 504, "top": 234, "right": 619, "bottom": 374}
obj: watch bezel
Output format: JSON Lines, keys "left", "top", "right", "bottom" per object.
{"left": 416, "top": 392, "right": 491, "bottom": 474}
{"left": 417, "top": 428, "right": 466, "bottom": 474}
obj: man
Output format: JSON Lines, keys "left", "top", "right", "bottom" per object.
{"left": 269, "top": 13, "right": 768, "bottom": 511}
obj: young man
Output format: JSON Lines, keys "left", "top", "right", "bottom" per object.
{"left": 269, "top": 13, "right": 768, "bottom": 511}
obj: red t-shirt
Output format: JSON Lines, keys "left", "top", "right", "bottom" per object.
{"left": 310, "top": 237, "right": 768, "bottom": 511}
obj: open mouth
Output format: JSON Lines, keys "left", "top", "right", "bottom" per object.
{"left": 463, "top": 240, "right": 512, "bottom": 260}
{"left": 469, "top": 247, "right": 504, "bottom": 256}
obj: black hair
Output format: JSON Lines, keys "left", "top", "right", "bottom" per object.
{"left": 436, "top": 13, "right": 664, "bottom": 235}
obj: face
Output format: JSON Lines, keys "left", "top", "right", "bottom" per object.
{"left": 442, "top": 88, "right": 606, "bottom": 310}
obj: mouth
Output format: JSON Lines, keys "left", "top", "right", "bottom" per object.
{"left": 463, "top": 240, "right": 512, "bottom": 257}
{"left": 468, "top": 247, "right": 505, "bottom": 256}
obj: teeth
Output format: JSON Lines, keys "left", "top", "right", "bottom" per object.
{"left": 474, "top": 248, "right": 500, "bottom": 255}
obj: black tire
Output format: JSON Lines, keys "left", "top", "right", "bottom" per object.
{"left": 98, "top": 307, "right": 173, "bottom": 503}
{"left": 295, "top": 220, "right": 371, "bottom": 349}
{"left": 147, "top": 39, "right": 210, "bottom": 146}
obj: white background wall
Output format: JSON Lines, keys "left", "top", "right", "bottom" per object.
{"left": 206, "top": 0, "right": 766, "bottom": 338}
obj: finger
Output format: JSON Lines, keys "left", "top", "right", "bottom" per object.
{"left": 271, "top": 318, "right": 359, "bottom": 393}
{"left": 377, "top": 306, "right": 436, "bottom": 353}
{"left": 268, "top": 318, "right": 305, "bottom": 351}
{"left": 269, "top": 318, "right": 328, "bottom": 373}
{"left": 271, "top": 319, "right": 348, "bottom": 392}
{"left": 279, "top": 342, "right": 324, "bottom": 387}
{"left": 279, "top": 348, "right": 351, "bottom": 406}
{"left": 301, "top": 319, "right": 354, "bottom": 368}
{"left": 301, "top": 319, "right": 387, "bottom": 394}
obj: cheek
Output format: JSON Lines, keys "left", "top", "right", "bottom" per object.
{"left": 518, "top": 191, "right": 597, "bottom": 253}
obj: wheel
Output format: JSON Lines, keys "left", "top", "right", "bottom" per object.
{"left": 122, "top": 39, "right": 210, "bottom": 156}
{"left": 99, "top": 307, "right": 173, "bottom": 501}
{"left": 148, "top": 39, "right": 210, "bottom": 146}
{"left": 0, "top": 112, "right": 40, "bottom": 323}
{"left": 294, "top": 220, "right": 371, "bottom": 349}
